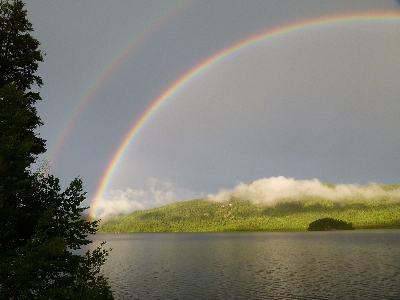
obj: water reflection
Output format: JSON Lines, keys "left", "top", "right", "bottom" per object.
{"left": 87, "top": 230, "right": 400, "bottom": 299}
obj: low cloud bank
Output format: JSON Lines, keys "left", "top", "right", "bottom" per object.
{"left": 97, "top": 178, "right": 201, "bottom": 220}
{"left": 96, "top": 176, "right": 400, "bottom": 219}
{"left": 207, "top": 176, "right": 400, "bottom": 204}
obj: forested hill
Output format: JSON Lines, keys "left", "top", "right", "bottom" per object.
{"left": 98, "top": 191, "right": 400, "bottom": 232}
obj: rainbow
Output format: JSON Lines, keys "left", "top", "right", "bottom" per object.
{"left": 44, "top": 1, "right": 191, "bottom": 168}
{"left": 89, "top": 11, "right": 400, "bottom": 220}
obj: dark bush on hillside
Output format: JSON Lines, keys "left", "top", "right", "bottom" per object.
{"left": 307, "top": 217, "right": 354, "bottom": 231}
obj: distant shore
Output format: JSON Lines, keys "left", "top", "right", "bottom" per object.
{"left": 98, "top": 196, "right": 400, "bottom": 233}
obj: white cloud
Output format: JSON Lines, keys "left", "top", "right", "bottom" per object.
{"left": 207, "top": 176, "right": 400, "bottom": 204}
{"left": 96, "top": 178, "right": 202, "bottom": 219}
{"left": 95, "top": 176, "right": 400, "bottom": 220}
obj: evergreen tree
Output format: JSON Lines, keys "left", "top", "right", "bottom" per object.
{"left": 0, "top": 1, "right": 113, "bottom": 298}
{"left": 0, "top": 0, "right": 43, "bottom": 103}
{"left": 0, "top": 83, "right": 45, "bottom": 251}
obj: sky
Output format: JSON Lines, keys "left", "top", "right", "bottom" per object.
{"left": 25, "top": 1, "right": 400, "bottom": 218}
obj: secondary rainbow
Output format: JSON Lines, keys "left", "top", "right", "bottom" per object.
{"left": 44, "top": 1, "right": 190, "bottom": 168}
{"left": 89, "top": 11, "right": 400, "bottom": 220}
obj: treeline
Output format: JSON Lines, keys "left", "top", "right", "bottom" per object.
{"left": 99, "top": 194, "right": 400, "bottom": 232}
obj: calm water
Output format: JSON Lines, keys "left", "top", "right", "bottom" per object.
{"left": 89, "top": 230, "right": 400, "bottom": 300}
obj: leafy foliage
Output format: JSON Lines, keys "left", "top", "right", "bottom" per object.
{"left": 99, "top": 191, "right": 400, "bottom": 232}
{"left": 0, "top": 1, "right": 113, "bottom": 298}
{"left": 1, "top": 175, "right": 114, "bottom": 299}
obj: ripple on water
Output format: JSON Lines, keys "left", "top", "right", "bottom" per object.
{"left": 92, "top": 231, "right": 400, "bottom": 300}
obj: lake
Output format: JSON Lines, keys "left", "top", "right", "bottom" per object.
{"left": 88, "top": 230, "right": 400, "bottom": 299}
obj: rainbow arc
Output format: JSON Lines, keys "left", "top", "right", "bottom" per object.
{"left": 89, "top": 12, "right": 400, "bottom": 220}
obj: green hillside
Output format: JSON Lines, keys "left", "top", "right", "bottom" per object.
{"left": 98, "top": 185, "right": 400, "bottom": 232}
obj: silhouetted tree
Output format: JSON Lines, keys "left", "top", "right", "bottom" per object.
{"left": 0, "top": 0, "right": 43, "bottom": 103}
{"left": 0, "top": 1, "right": 113, "bottom": 298}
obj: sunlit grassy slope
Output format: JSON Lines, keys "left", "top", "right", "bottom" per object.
{"left": 98, "top": 184, "right": 400, "bottom": 232}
